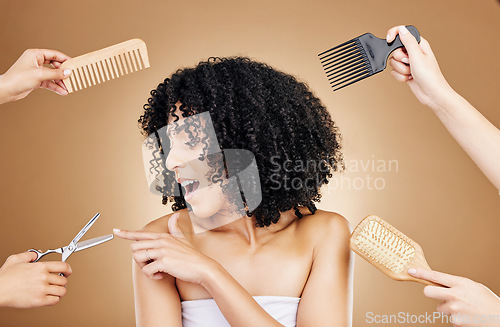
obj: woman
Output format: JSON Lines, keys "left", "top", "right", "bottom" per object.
{"left": 115, "top": 57, "right": 351, "bottom": 326}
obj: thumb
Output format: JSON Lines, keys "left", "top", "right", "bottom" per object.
{"left": 6, "top": 251, "right": 38, "bottom": 265}
{"left": 36, "top": 67, "right": 71, "bottom": 83}
{"left": 398, "top": 26, "right": 423, "bottom": 59}
{"left": 168, "top": 212, "right": 184, "bottom": 239}
{"left": 418, "top": 37, "right": 434, "bottom": 56}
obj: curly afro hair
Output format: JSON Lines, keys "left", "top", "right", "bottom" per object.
{"left": 139, "top": 57, "right": 343, "bottom": 228}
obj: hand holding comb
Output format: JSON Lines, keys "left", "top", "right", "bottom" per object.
{"left": 61, "top": 39, "right": 150, "bottom": 93}
{"left": 350, "top": 215, "right": 444, "bottom": 287}
{"left": 319, "top": 25, "right": 420, "bottom": 91}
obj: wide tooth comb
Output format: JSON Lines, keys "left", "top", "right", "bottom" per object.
{"left": 319, "top": 25, "right": 420, "bottom": 91}
{"left": 61, "top": 39, "right": 150, "bottom": 93}
{"left": 350, "top": 215, "right": 442, "bottom": 287}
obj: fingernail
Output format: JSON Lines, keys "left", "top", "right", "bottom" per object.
{"left": 408, "top": 268, "right": 417, "bottom": 275}
{"left": 402, "top": 57, "right": 409, "bottom": 64}
{"left": 398, "top": 26, "right": 409, "bottom": 35}
{"left": 386, "top": 34, "right": 391, "bottom": 42}
{"left": 113, "top": 228, "right": 121, "bottom": 233}
{"left": 63, "top": 69, "right": 71, "bottom": 76}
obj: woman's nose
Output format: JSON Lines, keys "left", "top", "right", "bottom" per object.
{"left": 165, "top": 148, "right": 183, "bottom": 171}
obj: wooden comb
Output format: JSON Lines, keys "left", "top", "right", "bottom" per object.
{"left": 350, "top": 215, "right": 442, "bottom": 287}
{"left": 60, "top": 39, "right": 150, "bottom": 93}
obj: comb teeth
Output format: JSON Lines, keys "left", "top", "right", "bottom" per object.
{"left": 62, "top": 39, "right": 150, "bottom": 93}
{"left": 352, "top": 219, "right": 416, "bottom": 273}
{"left": 319, "top": 38, "right": 373, "bottom": 91}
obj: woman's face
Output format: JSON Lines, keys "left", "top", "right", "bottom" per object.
{"left": 164, "top": 104, "right": 229, "bottom": 220}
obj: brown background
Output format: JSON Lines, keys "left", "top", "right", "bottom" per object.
{"left": 0, "top": 0, "right": 499, "bottom": 326}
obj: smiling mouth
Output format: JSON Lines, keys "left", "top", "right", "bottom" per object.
{"left": 180, "top": 180, "right": 200, "bottom": 197}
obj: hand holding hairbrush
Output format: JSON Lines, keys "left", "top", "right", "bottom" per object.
{"left": 350, "top": 215, "right": 444, "bottom": 287}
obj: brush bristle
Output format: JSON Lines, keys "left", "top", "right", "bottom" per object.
{"left": 352, "top": 219, "right": 416, "bottom": 273}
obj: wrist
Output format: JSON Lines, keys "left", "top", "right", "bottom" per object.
{"left": 0, "top": 74, "right": 14, "bottom": 105}
{"left": 0, "top": 281, "right": 8, "bottom": 307}
{"left": 427, "top": 85, "right": 460, "bottom": 115}
{"left": 200, "top": 261, "right": 226, "bottom": 291}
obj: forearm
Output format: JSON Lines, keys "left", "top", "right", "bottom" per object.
{"left": 430, "top": 88, "right": 500, "bottom": 191}
{"left": 202, "top": 264, "right": 285, "bottom": 327}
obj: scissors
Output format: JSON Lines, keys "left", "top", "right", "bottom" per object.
{"left": 28, "top": 213, "right": 113, "bottom": 275}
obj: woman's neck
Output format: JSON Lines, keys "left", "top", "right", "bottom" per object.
{"left": 188, "top": 206, "right": 310, "bottom": 247}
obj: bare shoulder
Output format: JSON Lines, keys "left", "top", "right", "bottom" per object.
{"left": 297, "top": 209, "right": 351, "bottom": 249}
{"left": 141, "top": 208, "right": 189, "bottom": 234}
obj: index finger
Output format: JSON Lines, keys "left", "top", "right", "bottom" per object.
{"left": 409, "top": 268, "right": 457, "bottom": 287}
{"left": 386, "top": 25, "right": 405, "bottom": 43}
{"left": 113, "top": 229, "right": 167, "bottom": 241}
{"left": 33, "top": 49, "right": 71, "bottom": 65}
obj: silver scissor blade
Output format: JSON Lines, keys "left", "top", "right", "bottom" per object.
{"left": 74, "top": 234, "right": 114, "bottom": 252}
{"left": 70, "top": 213, "right": 101, "bottom": 246}
{"left": 62, "top": 213, "right": 101, "bottom": 262}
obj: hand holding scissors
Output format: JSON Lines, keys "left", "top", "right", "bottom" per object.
{"left": 28, "top": 213, "right": 114, "bottom": 276}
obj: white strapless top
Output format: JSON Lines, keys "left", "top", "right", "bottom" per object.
{"left": 181, "top": 295, "right": 301, "bottom": 327}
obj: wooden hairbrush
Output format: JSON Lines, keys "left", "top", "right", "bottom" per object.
{"left": 60, "top": 38, "right": 150, "bottom": 93}
{"left": 350, "top": 215, "right": 442, "bottom": 287}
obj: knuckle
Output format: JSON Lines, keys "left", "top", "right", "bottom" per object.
{"left": 423, "top": 286, "right": 432, "bottom": 297}
{"left": 41, "top": 274, "right": 50, "bottom": 283}
{"left": 34, "top": 296, "right": 45, "bottom": 307}
{"left": 447, "top": 289, "right": 458, "bottom": 301}
{"left": 41, "top": 285, "right": 50, "bottom": 295}
{"left": 141, "top": 268, "right": 151, "bottom": 278}
{"left": 133, "top": 253, "right": 143, "bottom": 263}
{"left": 461, "top": 277, "right": 472, "bottom": 284}
{"left": 36, "top": 70, "right": 45, "bottom": 80}
{"left": 34, "top": 262, "right": 46, "bottom": 272}
{"left": 448, "top": 303, "right": 460, "bottom": 315}
{"left": 48, "top": 297, "right": 60, "bottom": 306}
{"left": 61, "top": 277, "right": 68, "bottom": 286}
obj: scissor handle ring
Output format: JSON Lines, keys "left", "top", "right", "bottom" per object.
{"left": 28, "top": 249, "right": 60, "bottom": 262}
{"left": 27, "top": 249, "right": 44, "bottom": 262}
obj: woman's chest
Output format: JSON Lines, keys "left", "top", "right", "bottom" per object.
{"left": 177, "top": 231, "right": 313, "bottom": 301}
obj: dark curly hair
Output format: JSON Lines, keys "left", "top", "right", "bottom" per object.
{"left": 139, "top": 57, "right": 343, "bottom": 227}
